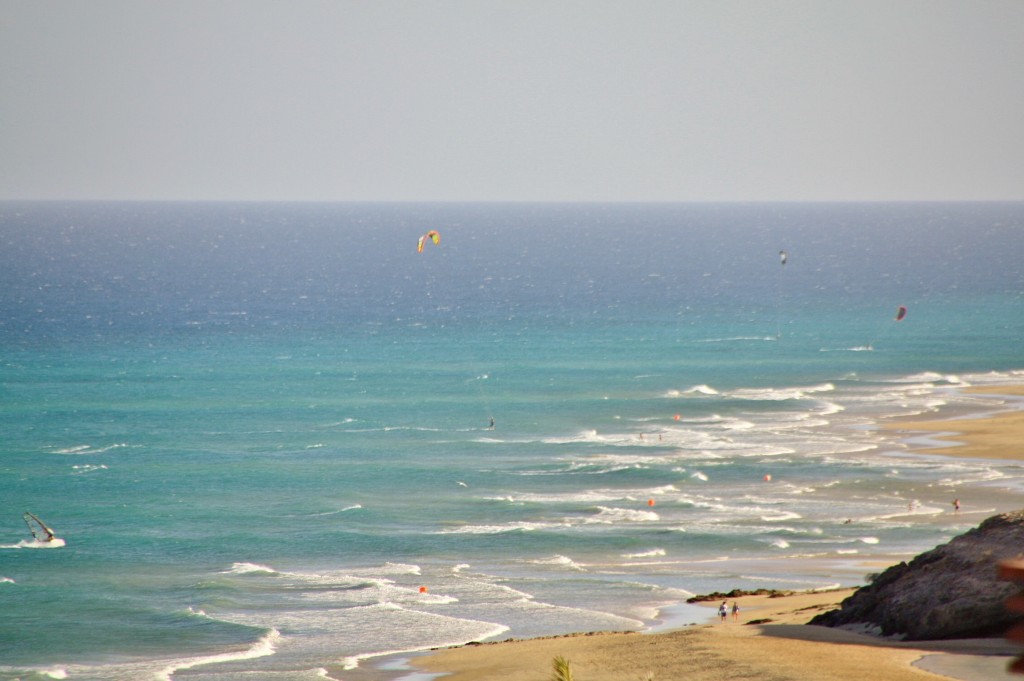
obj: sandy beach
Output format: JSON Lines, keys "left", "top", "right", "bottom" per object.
{"left": 411, "top": 587, "right": 1018, "bottom": 681}
{"left": 412, "top": 588, "right": 1020, "bottom": 681}
{"left": 406, "top": 386, "right": 1024, "bottom": 681}
{"left": 883, "top": 385, "right": 1024, "bottom": 461}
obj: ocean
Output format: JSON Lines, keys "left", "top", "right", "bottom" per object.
{"left": 1, "top": 201, "right": 1023, "bottom": 680}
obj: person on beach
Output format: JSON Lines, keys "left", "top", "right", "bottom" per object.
{"left": 718, "top": 601, "right": 728, "bottom": 622}
{"left": 732, "top": 601, "right": 740, "bottom": 621}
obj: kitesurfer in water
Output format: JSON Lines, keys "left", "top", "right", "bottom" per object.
{"left": 488, "top": 417, "right": 495, "bottom": 430}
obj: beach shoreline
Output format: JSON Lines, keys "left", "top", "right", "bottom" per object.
{"left": 407, "top": 586, "right": 1018, "bottom": 681}
{"left": 881, "top": 385, "right": 1024, "bottom": 461}
{"left": 382, "top": 384, "right": 1024, "bottom": 681}
{"left": 406, "top": 587, "right": 1020, "bottom": 681}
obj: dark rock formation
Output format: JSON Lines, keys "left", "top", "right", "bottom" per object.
{"left": 687, "top": 588, "right": 794, "bottom": 603}
{"left": 809, "top": 510, "right": 1024, "bottom": 640}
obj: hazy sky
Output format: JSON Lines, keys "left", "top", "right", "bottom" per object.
{"left": 3, "top": 1, "right": 1023, "bottom": 202}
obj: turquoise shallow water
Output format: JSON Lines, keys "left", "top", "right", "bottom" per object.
{"left": 1, "top": 202, "right": 1023, "bottom": 680}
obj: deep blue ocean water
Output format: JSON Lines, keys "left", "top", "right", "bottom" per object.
{"left": 1, "top": 202, "right": 1023, "bottom": 680}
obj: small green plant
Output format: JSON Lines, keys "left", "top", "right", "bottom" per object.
{"left": 551, "top": 655, "right": 575, "bottom": 681}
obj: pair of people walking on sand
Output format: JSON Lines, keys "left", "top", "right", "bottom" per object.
{"left": 719, "top": 601, "right": 739, "bottom": 622}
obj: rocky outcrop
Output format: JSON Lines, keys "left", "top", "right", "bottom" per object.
{"left": 809, "top": 510, "right": 1024, "bottom": 640}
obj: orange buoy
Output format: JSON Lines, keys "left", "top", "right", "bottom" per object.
{"left": 763, "top": 474, "right": 772, "bottom": 482}
{"left": 673, "top": 414, "right": 681, "bottom": 421}
{"left": 419, "top": 586, "right": 428, "bottom": 593}
{"left": 647, "top": 499, "right": 655, "bottom": 507}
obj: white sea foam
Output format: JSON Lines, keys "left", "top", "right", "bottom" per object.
{"left": 622, "top": 548, "right": 667, "bottom": 559}
{"left": 936, "top": 468, "right": 1007, "bottom": 486}
{"left": 71, "top": 463, "right": 108, "bottom": 474}
{"left": 299, "top": 504, "right": 364, "bottom": 518}
{"left": 895, "top": 372, "right": 953, "bottom": 384}
{"left": 378, "top": 562, "right": 422, "bottom": 576}
{"left": 816, "top": 401, "right": 845, "bottom": 415}
{"left": 541, "top": 429, "right": 600, "bottom": 444}
{"left": 224, "top": 562, "right": 278, "bottom": 575}
{"left": 565, "top": 459, "right": 646, "bottom": 474}
{"left": 528, "top": 555, "right": 587, "bottom": 571}
{"left": 438, "top": 521, "right": 569, "bottom": 534}
{"left": 52, "top": 443, "right": 129, "bottom": 455}
{"left": 332, "top": 604, "right": 512, "bottom": 671}
{"left": 491, "top": 485, "right": 678, "bottom": 505}
{"left": 590, "top": 506, "right": 659, "bottom": 523}
{"left": 158, "top": 628, "right": 281, "bottom": 680}
{"left": 323, "top": 418, "right": 358, "bottom": 427}
{"left": 727, "top": 383, "right": 835, "bottom": 402}
{"left": 5, "top": 538, "right": 67, "bottom": 549}
{"left": 52, "top": 445, "right": 91, "bottom": 454}
{"left": 760, "top": 511, "right": 802, "bottom": 522}
{"left": 565, "top": 452, "right": 697, "bottom": 473}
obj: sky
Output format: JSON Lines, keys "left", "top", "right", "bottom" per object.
{"left": 2, "top": 1, "right": 1024, "bottom": 203}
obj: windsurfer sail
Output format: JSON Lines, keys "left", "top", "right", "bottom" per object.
{"left": 23, "top": 512, "right": 56, "bottom": 542}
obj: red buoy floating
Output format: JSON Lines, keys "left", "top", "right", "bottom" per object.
{"left": 647, "top": 499, "right": 655, "bottom": 507}
{"left": 673, "top": 414, "right": 681, "bottom": 421}
{"left": 763, "top": 474, "right": 772, "bottom": 482}
{"left": 419, "top": 586, "right": 428, "bottom": 593}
